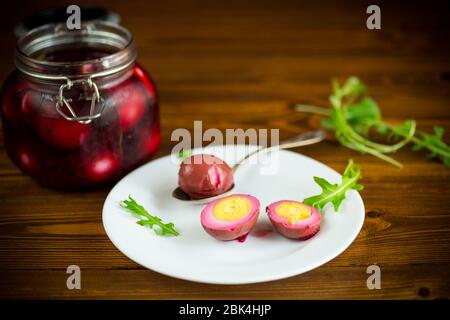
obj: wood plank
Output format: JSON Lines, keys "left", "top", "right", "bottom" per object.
{"left": 0, "top": 266, "right": 447, "bottom": 299}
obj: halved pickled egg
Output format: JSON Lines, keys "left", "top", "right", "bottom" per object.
{"left": 201, "top": 194, "right": 260, "bottom": 241}
{"left": 266, "top": 200, "right": 320, "bottom": 240}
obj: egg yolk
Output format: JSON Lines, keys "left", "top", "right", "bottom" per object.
{"left": 275, "top": 202, "right": 311, "bottom": 225}
{"left": 213, "top": 196, "right": 252, "bottom": 221}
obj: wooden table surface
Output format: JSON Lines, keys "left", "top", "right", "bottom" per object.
{"left": 0, "top": 0, "right": 449, "bottom": 299}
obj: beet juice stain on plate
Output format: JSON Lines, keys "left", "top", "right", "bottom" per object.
{"left": 236, "top": 233, "right": 249, "bottom": 243}
{"left": 251, "top": 228, "right": 273, "bottom": 238}
{"left": 0, "top": 22, "right": 161, "bottom": 189}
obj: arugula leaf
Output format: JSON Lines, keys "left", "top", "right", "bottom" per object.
{"left": 374, "top": 122, "right": 450, "bottom": 168}
{"left": 178, "top": 149, "right": 192, "bottom": 162}
{"left": 329, "top": 78, "right": 416, "bottom": 168}
{"left": 304, "top": 160, "right": 363, "bottom": 213}
{"left": 120, "top": 196, "right": 179, "bottom": 236}
{"left": 296, "top": 77, "right": 450, "bottom": 168}
{"left": 412, "top": 127, "right": 450, "bottom": 167}
{"left": 322, "top": 97, "right": 381, "bottom": 135}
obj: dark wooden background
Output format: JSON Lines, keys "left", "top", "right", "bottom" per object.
{"left": 0, "top": 0, "right": 449, "bottom": 299}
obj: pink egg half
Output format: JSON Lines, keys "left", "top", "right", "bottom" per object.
{"left": 201, "top": 194, "right": 260, "bottom": 241}
{"left": 266, "top": 200, "right": 321, "bottom": 240}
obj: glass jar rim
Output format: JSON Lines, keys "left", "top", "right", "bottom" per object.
{"left": 14, "top": 21, "right": 137, "bottom": 82}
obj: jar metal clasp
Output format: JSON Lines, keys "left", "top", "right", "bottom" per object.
{"left": 56, "top": 77, "right": 105, "bottom": 124}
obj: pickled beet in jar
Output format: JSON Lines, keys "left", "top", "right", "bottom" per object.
{"left": 0, "top": 22, "right": 160, "bottom": 189}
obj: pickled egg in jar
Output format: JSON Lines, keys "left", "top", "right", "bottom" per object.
{"left": 0, "top": 22, "right": 160, "bottom": 189}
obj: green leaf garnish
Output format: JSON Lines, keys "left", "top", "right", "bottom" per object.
{"left": 326, "top": 77, "right": 415, "bottom": 168}
{"left": 296, "top": 77, "right": 450, "bottom": 168}
{"left": 304, "top": 160, "right": 363, "bottom": 213}
{"left": 178, "top": 149, "right": 192, "bottom": 162}
{"left": 120, "top": 196, "right": 179, "bottom": 236}
{"left": 411, "top": 127, "right": 450, "bottom": 168}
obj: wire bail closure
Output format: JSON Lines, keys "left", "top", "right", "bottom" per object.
{"left": 16, "top": 45, "right": 135, "bottom": 124}
{"left": 56, "top": 77, "right": 105, "bottom": 124}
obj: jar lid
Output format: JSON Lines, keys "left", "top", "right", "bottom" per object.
{"left": 15, "top": 21, "right": 136, "bottom": 82}
{"left": 14, "top": 21, "right": 136, "bottom": 124}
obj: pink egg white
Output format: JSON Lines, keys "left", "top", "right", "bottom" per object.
{"left": 201, "top": 194, "right": 260, "bottom": 241}
{"left": 266, "top": 200, "right": 321, "bottom": 240}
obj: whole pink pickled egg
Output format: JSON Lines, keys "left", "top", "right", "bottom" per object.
{"left": 178, "top": 154, "right": 234, "bottom": 200}
{"left": 266, "top": 200, "right": 321, "bottom": 240}
{"left": 15, "top": 143, "right": 39, "bottom": 174}
{"left": 111, "top": 80, "right": 147, "bottom": 131}
{"left": 2, "top": 80, "right": 30, "bottom": 127}
{"left": 85, "top": 151, "right": 120, "bottom": 182}
{"left": 37, "top": 117, "right": 89, "bottom": 150}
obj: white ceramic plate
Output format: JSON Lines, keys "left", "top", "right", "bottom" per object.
{"left": 103, "top": 145, "right": 365, "bottom": 284}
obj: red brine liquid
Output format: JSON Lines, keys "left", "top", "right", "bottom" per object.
{"left": 236, "top": 233, "right": 249, "bottom": 243}
{"left": 0, "top": 48, "right": 160, "bottom": 189}
{"left": 251, "top": 228, "right": 273, "bottom": 238}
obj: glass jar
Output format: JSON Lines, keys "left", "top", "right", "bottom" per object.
{"left": 0, "top": 22, "right": 160, "bottom": 189}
